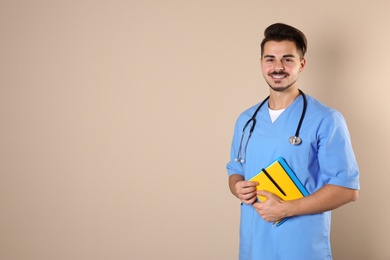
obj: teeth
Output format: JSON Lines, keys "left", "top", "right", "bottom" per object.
{"left": 272, "top": 74, "right": 286, "bottom": 79}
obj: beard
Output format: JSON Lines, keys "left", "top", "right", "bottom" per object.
{"left": 266, "top": 80, "right": 297, "bottom": 92}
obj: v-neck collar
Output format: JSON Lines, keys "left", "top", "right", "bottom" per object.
{"left": 266, "top": 94, "right": 304, "bottom": 125}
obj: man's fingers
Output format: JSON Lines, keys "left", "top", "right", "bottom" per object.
{"left": 241, "top": 195, "right": 258, "bottom": 205}
{"left": 245, "top": 181, "right": 259, "bottom": 187}
{"left": 237, "top": 181, "right": 258, "bottom": 189}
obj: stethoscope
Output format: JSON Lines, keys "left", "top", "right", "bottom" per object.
{"left": 235, "top": 89, "right": 307, "bottom": 163}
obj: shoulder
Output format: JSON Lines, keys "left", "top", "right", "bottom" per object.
{"left": 305, "top": 94, "right": 344, "bottom": 120}
{"left": 306, "top": 95, "right": 348, "bottom": 132}
{"left": 235, "top": 100, "right": 268, "bottom": 124}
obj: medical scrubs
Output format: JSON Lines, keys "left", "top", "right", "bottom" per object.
{"left": 226, "top": 94, "right": 359, "bottom": 260}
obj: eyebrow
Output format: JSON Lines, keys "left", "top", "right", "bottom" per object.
{"left": 263, "top": 54, "right": 296, "bottom": 58}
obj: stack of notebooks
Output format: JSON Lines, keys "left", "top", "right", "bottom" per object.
{"left": 250, "top": 157, "right": 310, "bottom": 226}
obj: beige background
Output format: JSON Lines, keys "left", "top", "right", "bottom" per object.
{"left": 1, "top": 0, "right": 389, "bottom": 259}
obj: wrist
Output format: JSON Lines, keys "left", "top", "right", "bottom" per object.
{"left": 284, "top": 199, "right": 300, "bottom": 218}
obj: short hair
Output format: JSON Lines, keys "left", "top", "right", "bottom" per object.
{"left": 260, "top": 23, "right": 307, "bottom": 58}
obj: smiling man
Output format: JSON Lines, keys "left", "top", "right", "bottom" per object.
{"left": 262, "top": 41, "right": 304, "bottom": 92}
{"left": 226, "top": 23, "right": 360, "bottom": 260}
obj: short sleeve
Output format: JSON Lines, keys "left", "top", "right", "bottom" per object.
{"left": 317, "top": 111, "right": 360, "bottom": 190}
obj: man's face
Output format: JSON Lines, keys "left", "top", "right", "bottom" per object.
{"left": 261, "top": 40, "right": 306, "bottom": 92}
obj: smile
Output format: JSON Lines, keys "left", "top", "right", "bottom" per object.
{"left": 270, "top": 74, "right": 287, "bottom": 79}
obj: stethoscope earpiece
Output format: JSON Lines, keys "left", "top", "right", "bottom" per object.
{"left": 235, "top": 90, "right": 307, "bottom": 163}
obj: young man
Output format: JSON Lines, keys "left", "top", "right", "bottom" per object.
{"left": 226, "top": 23, "right": 360, "bottom": 260}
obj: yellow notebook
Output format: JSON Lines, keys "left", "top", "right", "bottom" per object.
{"left": 249, "top": 157, "right": 309, "bottom": 226}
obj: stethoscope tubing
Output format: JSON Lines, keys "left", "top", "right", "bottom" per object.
{"left": 235, "top": 89, "right": 307, "bottom": 163}
{"left": 294, "top": 89, "right": 307, "bottom": 138}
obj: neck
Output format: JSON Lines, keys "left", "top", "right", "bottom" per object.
{"left": 268, "top": 88, "right": 300, "bottom": 110}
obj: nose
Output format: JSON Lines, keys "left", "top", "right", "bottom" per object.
{"left": 274, "top": 60, "right": 284, "bottom": 72}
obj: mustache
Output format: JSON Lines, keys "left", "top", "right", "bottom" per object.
{"left": 269, "top": 72, "right": 289, "bottom": 76}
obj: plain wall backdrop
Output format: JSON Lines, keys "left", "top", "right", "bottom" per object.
{"left": 1, "top": 0, "right": 389, "bottom": 259}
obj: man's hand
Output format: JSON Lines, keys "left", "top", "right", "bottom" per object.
{"left": 234, "top": 180, "right": 258, "bottom": 204}
{"left": 229, "top": 174, "right": 258, "bottom": 204}
{"left": 252, "top": 190, "right": 286, "bottom": 222}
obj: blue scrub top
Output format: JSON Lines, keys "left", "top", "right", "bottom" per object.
{"left": 226, "top": 94, "right": 359, "bottom": 260}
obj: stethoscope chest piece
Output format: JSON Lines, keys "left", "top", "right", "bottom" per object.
{"left": 289, "top": 136, "right": 302, "bottom": 145}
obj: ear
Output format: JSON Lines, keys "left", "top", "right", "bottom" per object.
{"left": 299, "top": 58, "right": 306, "bottom": 72}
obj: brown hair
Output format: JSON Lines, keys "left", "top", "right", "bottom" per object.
{"left": 260, "top": 23, "right": 307, "bottom": 58}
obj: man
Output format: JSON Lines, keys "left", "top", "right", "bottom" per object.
{"left": 226, "top": 23, "right": 360, "bottom": 260}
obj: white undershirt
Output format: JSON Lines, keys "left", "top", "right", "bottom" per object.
{"left": 269, "top": 108, "right": 285, "bottom": 123}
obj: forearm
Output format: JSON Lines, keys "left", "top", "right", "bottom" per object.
{"left": 285, "top": 184, "right": 359, "bottom": 217}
